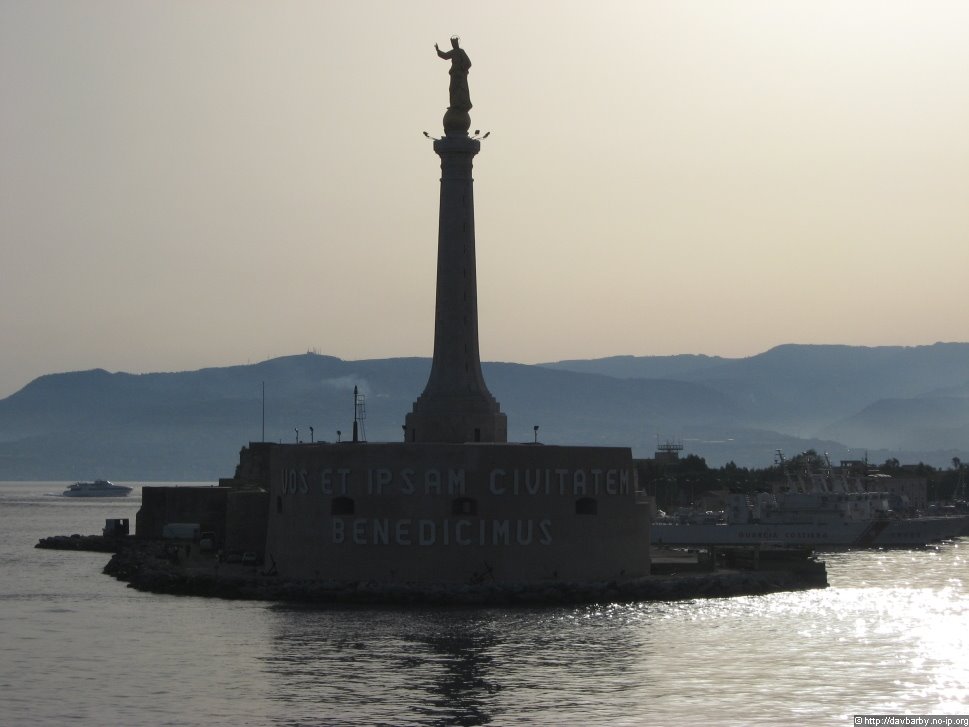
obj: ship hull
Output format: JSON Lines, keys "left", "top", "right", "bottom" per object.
{"left": 62, "top": 490, "right": 131, "bottom": 498}
{"left": 651, "top": 515, "right": 969, "bottom": 548}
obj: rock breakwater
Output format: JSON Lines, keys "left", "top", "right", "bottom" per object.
{"left": 36, "top": 534, "right": 123, "bottom": 553}
{"left": 38, "top": 534, "right": 827, "bottom": 605}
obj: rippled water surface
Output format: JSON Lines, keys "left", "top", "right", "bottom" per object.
{"left": 2, "top": 482, "right": 967, "bottom": 725}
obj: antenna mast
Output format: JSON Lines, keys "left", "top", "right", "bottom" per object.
{"left": 352, "top": 386, "right": 367, "bottom": 443}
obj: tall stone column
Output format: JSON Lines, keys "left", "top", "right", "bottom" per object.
{"left": 404, "top": 133, "right": 507, "bottom": 443}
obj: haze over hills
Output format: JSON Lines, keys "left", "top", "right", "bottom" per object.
{"left": 0, "top": 343, "right": 966, "bottom": 480}
{"left": 544, "top": 342, "right": 969, "bottom": 437}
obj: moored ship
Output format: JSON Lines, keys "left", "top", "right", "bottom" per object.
{"left": 651, "top": 504, "right": 968, "bottom": 547}
{"left": 651, "top": 452, "right": 969, "bottom": 548}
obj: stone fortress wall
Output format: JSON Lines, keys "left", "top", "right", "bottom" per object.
{"left": 265, "top": 442, "right": 650, "bottom": 582}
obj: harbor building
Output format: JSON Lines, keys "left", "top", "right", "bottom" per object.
{"left": 138, "top": 39, "right": 651, "bottom": 586}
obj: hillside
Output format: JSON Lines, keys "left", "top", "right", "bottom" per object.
{"left": 545, "top": 343, "right": 969, "bottom": 435}
{"left": 1, "top": 344, "right": 967, "bottom": 480}
{"left": 0, "top": 354, "right": 740, "bottom": 479}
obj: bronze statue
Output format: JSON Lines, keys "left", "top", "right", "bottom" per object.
{"left": 435, "top": 36, "right": 472, "bottom": 114}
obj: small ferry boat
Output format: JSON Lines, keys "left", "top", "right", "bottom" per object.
{"left": 62, "top": 480, "right": 133, "bottom": 497}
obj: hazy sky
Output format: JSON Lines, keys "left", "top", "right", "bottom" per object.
{"left": 2, "top": 1, "right": 968, "bottom": 398}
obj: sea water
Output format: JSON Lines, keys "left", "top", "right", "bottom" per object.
{"left": 1, "top": 482, "right": 966, "bottom": 726}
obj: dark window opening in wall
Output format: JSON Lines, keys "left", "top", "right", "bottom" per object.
{"left": 276, "top": 496, "right": 283, "bottom": 515}
{"left": 474, "top": 428, "right": 481, "bottom": 442}
{"left": 332, "top": 497, "right": 355, "bottom": 515}
{"left": 575, "top": 497, "right": 598, "bottom": 515}
{"left": 452, "top": 497, "right": 477, "bottom": 516}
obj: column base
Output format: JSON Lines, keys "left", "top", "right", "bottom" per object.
{"left": 404, "top": 405, "right": 507, "bottom": 444}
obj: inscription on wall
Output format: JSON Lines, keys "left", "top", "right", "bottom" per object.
{"left": 278, "top": 466, "right": 631, "bottom": 498}
{"left": 331, "top": 518, "right": 553, "bottom": 546}
{"left": 274, "top": 465, "right": 634, "bottom": 548}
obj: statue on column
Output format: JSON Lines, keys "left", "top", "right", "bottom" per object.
{"left": 435, "top": 36, "right": 472, "bottom": 133}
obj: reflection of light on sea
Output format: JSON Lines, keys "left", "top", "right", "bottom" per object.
{"left": 826, "top": 545, "right": 969, "bottom": 711}
{"left": 253, "top": 543, "right": 969, "bottom": 725}
{"left": 619, "top": 545, "right": 969, "bottom": 722}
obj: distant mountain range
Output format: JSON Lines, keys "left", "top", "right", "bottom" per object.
{"left": 1, "top": 343, "right": 967, "bottom": 480}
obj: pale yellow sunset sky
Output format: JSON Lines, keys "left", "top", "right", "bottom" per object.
{"left": 2, "top": 1, "right": 967, "bottom": 397}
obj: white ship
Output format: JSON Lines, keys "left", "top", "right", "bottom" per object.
{"left": 651, "top": 453, "right": 969, "bottom": 548}
{"left": 62, "top": 480, "right": 133, "bottom": 498}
